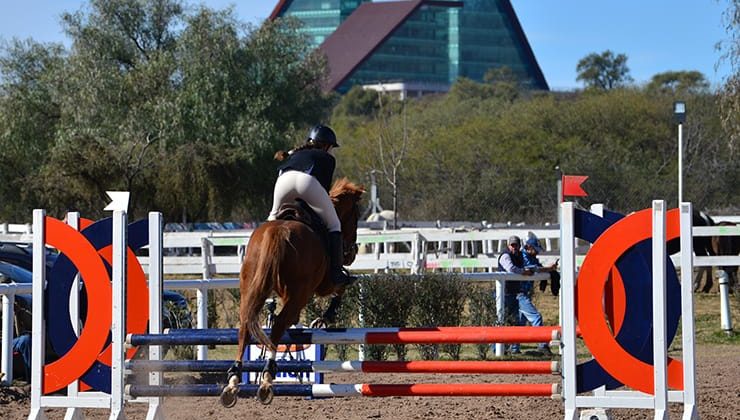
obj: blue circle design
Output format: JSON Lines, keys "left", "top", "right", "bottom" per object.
{"left": 574, "top": 209, "right": 681, "bottom": 392}
{"left": 47, "top": 218, "right": 148, "bottom": 393}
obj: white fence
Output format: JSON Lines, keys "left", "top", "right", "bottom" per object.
{"left": 1, "top": 221, "right": 739, "bottom": 383}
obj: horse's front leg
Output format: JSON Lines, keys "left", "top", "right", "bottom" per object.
{"left": 311, "top": 294, "right": 343, "bottom": 328}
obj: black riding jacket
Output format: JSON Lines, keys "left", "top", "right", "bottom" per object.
{"left": 278, "top": 149, "right": 336, "bottom": 192}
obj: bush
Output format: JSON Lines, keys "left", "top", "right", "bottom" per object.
{"left": 359, "top": 274, "right": 415, "bottom": 360}
{"left": 410, "top": 274, "right": 466, "bottom": 360}
{"left": 465, "top": 283, "right": 497, "bottom": 359}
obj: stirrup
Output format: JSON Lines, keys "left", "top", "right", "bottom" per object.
{"left": 334, "top": 269, "right": 357, "bottom": 287}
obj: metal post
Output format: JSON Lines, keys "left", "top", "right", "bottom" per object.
{"left": 678, "top": 123, "right": 683, "bottom": 206}
{"left": 718, "top": 270, "right": 734, "bottom": 335}
{"left": 674, "top": 101, "right": 686, "bottom": 207}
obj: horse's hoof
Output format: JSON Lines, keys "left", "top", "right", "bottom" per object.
{"left": 219, "top": 386, "right": 238, "bottom": 408}
{"left": 257, "top": 384, "right": 274, "bottom": 405}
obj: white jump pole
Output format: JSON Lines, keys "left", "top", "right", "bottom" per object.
{"left": 679, "top": 203, "right": 699, "bottom": 420}
{"left": 560, "top": 202, "right": 577, "bottom": 420}
{"left": 651, "top": 200, "right": 668, "bottom": 420}
{"left": 145, "top": 212, "right": 165, "bottom": 420}
{"left": 109, "top": 210, "right": 127, "bottom": 420}
{"left": 28, "top": 209, "right": 48, "bottom": 420}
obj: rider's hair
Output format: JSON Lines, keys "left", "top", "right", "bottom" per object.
{"left": 274, "top": 142, "right": 325, "bottom": 161}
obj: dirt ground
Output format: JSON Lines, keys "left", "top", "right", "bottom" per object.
{"left": 2, "top": 343, "right": 738, "bottom": 420}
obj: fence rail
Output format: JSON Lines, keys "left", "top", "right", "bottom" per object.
{"left": 1, "top": 221, "right": 739, "bottom": 383}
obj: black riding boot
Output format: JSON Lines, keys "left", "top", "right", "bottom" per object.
{"left": 329, "top": 232, "right": 356, "bottom": 287}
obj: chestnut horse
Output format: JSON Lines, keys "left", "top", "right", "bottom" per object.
{"left": 220, "top": 178, "right": 364, "bottom": 406}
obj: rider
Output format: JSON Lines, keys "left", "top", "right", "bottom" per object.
{"left": 268, "top": 124, "right": 355, "bottom": 287}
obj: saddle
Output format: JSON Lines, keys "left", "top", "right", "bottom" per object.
{"left": 275, "top": 199, "right": 330, "bottom": 247}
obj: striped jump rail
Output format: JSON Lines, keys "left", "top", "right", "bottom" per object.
{"left": 126, "top": 326, "right": 561, "bottom": 346}
{"left": 126, "top": 359, "right": 560, "bottom": 375}
{"left": 126, "top": 383, "right": 561, "bottom": 398}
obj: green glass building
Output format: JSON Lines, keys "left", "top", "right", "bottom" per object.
{"left": 271, "top": 0, "right": 547, "bottom": 92}
{"left": 272, "top": 0, "right": 371, "bottom": 46}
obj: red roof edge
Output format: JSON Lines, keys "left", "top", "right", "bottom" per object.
{"left": 269, "top": 0, "right": 292, "bottom": 21}
{"left": 320, "top": 0, "right": 463, "bottom": 92}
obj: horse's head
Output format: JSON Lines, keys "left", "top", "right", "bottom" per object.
{"left": 330, "top": 178, "right": 365, "bottom": 265}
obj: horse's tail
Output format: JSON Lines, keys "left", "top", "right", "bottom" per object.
{"left": 243, "top": 224, "right": 290, "bottom": 350}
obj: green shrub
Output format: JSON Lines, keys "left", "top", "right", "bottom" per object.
{"left": 410, "top": 273, "right": 466, "bottom": 360}
{"left": 359, "top": 274, "right": 415, "bottom": 360}
{"left": 466, "top": 283, "right": 497, "bottom": 359}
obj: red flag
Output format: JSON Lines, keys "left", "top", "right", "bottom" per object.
{"left": 562, "top": 175, "right": 589, "bottom": 198}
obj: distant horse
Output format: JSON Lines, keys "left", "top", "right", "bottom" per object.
{"left": 220, "top": 178, "right": 364, "bottom": 406}
{"left": 711, "top": 221, "right": 740, "bottom": 293}
{"left": 366, "top": 210, "right": 396, "bottom": 223}
{"left": 692, "top": 212, "right": 716, "bottom": 292}
{"left": 667, "top": 210, "right": 715, "bottom": 292}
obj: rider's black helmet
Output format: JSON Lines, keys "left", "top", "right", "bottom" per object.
{"left": 307, "top": 124, "right": 340, "bottom": 148}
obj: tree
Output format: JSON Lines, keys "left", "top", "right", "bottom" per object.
{"left": 0, "top": 39, "right": 65, "bottom": 219}
{"left": 332, "top": 85, "right": 379, "bottom": 121}
{"left": 0, "top": 0, "right": 332, "bottom": 221}
{"left": 576, "top": 50, "right": 633, "bottom": 90}
{"left": 483, "top": 66, "right": 520, "bottom": 102}
{"left": 717, "top": 0, "right": 740, "bottom": 154}
{"left": 646, "top": 70, "right": 710, "bottom": 94}
{"left": 373, "top": 91, "right": 408, "bottom": 229}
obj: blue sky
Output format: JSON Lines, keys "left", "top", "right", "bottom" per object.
{"left": 0, "top": 1, "right": 733, "bottom": 90}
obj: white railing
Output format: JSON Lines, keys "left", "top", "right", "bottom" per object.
{"left": 0, "top": 223, "right": 32, "bottom": 235}
{"left": 1, "top": 282, "right": 33, "bottom": 384}
{"left": 1, "top": 222, "right": 738, "bottom": 382}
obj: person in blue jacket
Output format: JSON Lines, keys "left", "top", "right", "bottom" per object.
{"left": 498, "top": 235, "right": 551, "bottom": 355}
{"left": 268, "top": 124, "right": 354, "bottom": 286}
{"left": 523, "top": 233, "right": 561, "bottom": 296}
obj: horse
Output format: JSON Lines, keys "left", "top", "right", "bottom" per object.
{"left": 219, "top": 178, "right": 364, "bottom": 406}
{"left": 692, "top": 211, "right": 716, "bottom": 292}
{"left": 711, "top": 221, "right": 740, "bottom": 293}
{"left": 668, "top": 210, "right": 715, "bottom": 292}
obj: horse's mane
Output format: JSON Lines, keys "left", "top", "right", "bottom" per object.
{"left": 330, "top": 178, "right": 365, "bottom": 202}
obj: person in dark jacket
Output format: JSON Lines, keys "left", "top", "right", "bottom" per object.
{"left": 498, "top": 235, "right": 549, "bottom": 355}
{"left": 268, "top": 124, "right": 354, "bottom": 286}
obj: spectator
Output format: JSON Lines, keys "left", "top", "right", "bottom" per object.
{"left": 12, "top": 333, "right": 32, "bottom": 381}
{"left": 498, "top": 235, "right": 550, "bottom": 355}
{"left": 522, "top": 232, "right": 561, "bottom": 296}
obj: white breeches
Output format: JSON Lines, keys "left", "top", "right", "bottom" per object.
{"left": 267, "top": 170, "right": 341, "bottom": 232}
